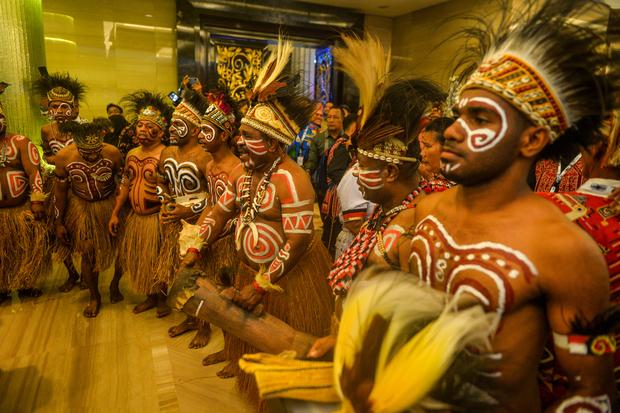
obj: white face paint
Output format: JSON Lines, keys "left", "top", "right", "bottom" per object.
{"left": 353, "top": 163, "right": 384, "bottom": 190}
{"left": 198, "top": 123, "right": 216, "bottom": 144}
{"left": 457, "top": 96, "right": 508, "bottom": 152}
{"left": 48, "top": 102, "right": 73, "bottom": 121}
{"left": 243, "top": 136, "right": 268, "bottom": 156}
{"left": 169, "top": 118, "right": 189, "bottom": 143}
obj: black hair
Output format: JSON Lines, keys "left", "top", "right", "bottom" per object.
{"left": 106, "top": 103, "right": 123, "bottom": 114}
{"left": 34, "top": 72, "right": 86, "bottom": 103}
{"left": 424, "top": 117, "right": 456, "bottom": 144}
{"left": 343, "top": 113, "right": 358, "bottom": 131}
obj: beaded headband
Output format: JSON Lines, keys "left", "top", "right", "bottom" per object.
{"left": 138, "top": 105, "right": 169, "bottom": 130}
{"left": 173, "top": 101, "right": 201, "bottom": 127}
{"left": 74, "top": 134, "right": 102, "bottom": 150}
{"left": 202, "top": 103, "right": 235, "bottom": 136}
{"left": 358, "top": 137, "right": 417, "bottom": 165}
{"left": 241, "top": 101, "right": 299, "bottom": 146}
{"left": 47, "top": 86, "right": 76, "bottom": 105}
{"left": 463, "top": 53, "right": 568, "bottom": 142}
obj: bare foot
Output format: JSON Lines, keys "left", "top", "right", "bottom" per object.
{"left": 18, "top": 288, "right": 43, "bottom": 298}
{"left": 202, "top": 350, "right": 225, "bottom": 366}
{"left": 109, "top": 285, "right": 124, "bottom": 304}
{"left": 79, "top": 278, "right": 88, "bottom": 290}
{"left": 83, "top": 299, "right": 101, "bottom": 318}
{"left": 133, "top": 296, "right": 157, "bottom": 314}
{"left": 156, "top": 302, "right": 171, "bottom": 318}
{"left": 168, "top": 316, "right": 197, "bottom": 338}
{"left": 58, "top": 276, "right": 78, "bottom": 293}
{"left": 216, "top": 361, "right": 236, "bottom": 378}
{"left": 189, "top": 325, "right": 211, "bottom": 349}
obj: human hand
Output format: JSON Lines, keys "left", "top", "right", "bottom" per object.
{"left": 55, "top": 223, "right": 70, "bottom": 245}
{"left": 306, "top": 335, "right": 336, "bottom": 359}
{"left": 30, "top": 201, "right": 46, "bottom": 221}
{"left": 160, "top": 202, "right": 193, "bottom": 224}
{"left": 181, "top": 250, "right": 199, "bottom": 268}
{"left": 108, "top": 214, "right": 120, "bottom": 236}
{"left": 231, "top": 283, "right": 264, "bottom": 311}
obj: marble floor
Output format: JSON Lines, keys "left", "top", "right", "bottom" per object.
{"left": 0, "top": 263, "right": 252, "bottom": 413}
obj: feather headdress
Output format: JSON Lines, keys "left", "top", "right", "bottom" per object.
{"left": 121, "top": 90, "right": 173, "bottom": 131}
{"left": 335, "top": 35, "right": 444, "bottom": 165}
{"left": 454, "top": 0, "right": 619, "bottom": 144}
{"left": 334, "top": 268, "right": 498, "bottom": 413}
{"left": 59, "top": 118, "right": 111, "bottom": 150}
{"left": 203, "top": 84, "right": 239, "bottom": 137}
{"left": 240, "top": 36, "right": 314, "bottom": 146}
{"left": 34, "top": 72, "right": 86, "bottom": 106}
{"left": 173, "top": 89, "right": 209, "bottom": 128}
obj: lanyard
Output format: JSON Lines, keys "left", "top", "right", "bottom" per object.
{"left": 550, "top": 153, "right": 581, "bottom": 193}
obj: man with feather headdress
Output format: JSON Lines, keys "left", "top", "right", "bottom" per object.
{"left": 157, "top": 89, "right": 213, "bottom": 347}
{"left": 308, "top": 34, "right": 445, "bottom": 359}
{"left": 108, "top": 91, "right": 174, "bottom": 318}
{"left": 405, "top": 0, "right": 619, "bottom": 411}
{"left": 34, "top": 71, "right": 85, "bottom": 292}
{"left": 53, "top": 118, "right": 123, "bottom": 317}
{"left": 176, "top": 37, "right": 334, "bottom": 405}
{"left": 0, "top": 83, "right": 49, "bottom": 302}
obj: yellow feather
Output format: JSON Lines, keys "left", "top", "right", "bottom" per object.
{"left": 333, "top": 34, "right": 392, "bottom": 128}
{"left": 252, "top": 35, "right": 293, "bottom": 95}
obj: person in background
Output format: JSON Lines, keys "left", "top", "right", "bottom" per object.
{"left": 418, "top": 116, "right": 455, "bottom": 190}
{"left": 287, "top": 102, "right": 323, "bottom": 167}
{"left": 105, "top": 103, "right": 129, "bottom": 146}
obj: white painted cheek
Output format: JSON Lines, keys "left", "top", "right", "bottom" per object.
{"left": 358, "top": 169, "right": 384, "bottom": 190}
{"left": 244, "top": 138, "right": 268, "bottom": 155}
{"left": 199, "top": 125, "right": 216, "bottom": 143}
{"left": 463, "top": 97, "right": 508, "bottom": 152}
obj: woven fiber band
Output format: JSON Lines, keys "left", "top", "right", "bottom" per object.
{"left": 47, "top": 86, "right": 75, "bottom": 104}
{"left": 202, "top": 104, "right": 235, "bottom": 135}
{"left": 138, "top": 106, "right": 168, "bottom": 130}
{"left": 241, "top": 102, "right": 299, "bottom": 146}
{"left": 173, "top": 101, "right": 201, "bottom": 127}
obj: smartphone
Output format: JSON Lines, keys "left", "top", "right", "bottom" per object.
{"left": 168, "top": 91, "right": 181, "bottom": 106}
{"left": 38, "top": 66, "right": 49, "bottom": 77}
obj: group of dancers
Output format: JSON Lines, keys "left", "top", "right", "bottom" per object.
{"left": 1, "top": 0, "right": 620, "bottom": 411}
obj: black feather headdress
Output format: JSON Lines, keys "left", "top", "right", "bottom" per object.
{"left": 121, "top": 90, "right": 173, "bottom": 131}
{"left": 453, "top": 0, "right": 619, "bottom": 146}
{"left": 334, "top": 34, "right": 444, "bottom": 165}
{"left": 240, "top": 36, "right": 314, "bottom": 146}
{"left": 34, "top": 72, "right": 86, "bottom": 105}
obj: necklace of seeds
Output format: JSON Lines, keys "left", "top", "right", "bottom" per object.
{"left": 240, "top": 156, "right": 282, "bottom": 225}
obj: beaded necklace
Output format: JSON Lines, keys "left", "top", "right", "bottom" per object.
{"left": 327, "top": 188, "right": 421, "bottom": 295}
{"left": 235, "top": 156, "right": 282, "bottom": 250}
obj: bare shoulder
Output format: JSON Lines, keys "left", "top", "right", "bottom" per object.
{"left": 159, "top": 145, "right": 176, "bottom": 160}
{"left": 40, "top": 123, "right": 51, "bottom": 136}
{"left": 390, "top": 207, "right": 416, "bottom": 229}
{"left": 126, "top": 146, "right": 141, "bottom": 159}
{"left": 414, "top": 187, "right": 455, "bottom": 224}
{"left": 102, "top": 143, "right": 121, "bottom": 161}
{"left": 273, "top": 158, "right": 314, "bottom": 201}
{"left": 55, "top": 144, "right": 76, "bottom": 166}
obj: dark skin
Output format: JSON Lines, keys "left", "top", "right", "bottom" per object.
{"left": 307, "top": 154, "right": 422, "bottom": 359}
{"left": 109, "top": 120, "right": 169, "bottom": 317}
{"left": 54, "top": 143, "right": 123, "bottom": 317}
{"left": 182, "top": 125, "right": 316, "bottom": 312}
{"left": 402, "top": 88, "right": 616, "bottom": 412}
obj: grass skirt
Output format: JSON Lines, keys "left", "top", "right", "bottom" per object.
{"left": 199, "top": 234, "right": 239, "bottom": 361}
{"left": 230, "top": 234, "right": 334, "bottom": 408}
{"left": 119, "top": 211, "right": 174, "bottom": 295}
{"left": 54, "top": 193, "right": 117, "bottom": 272}
{"left": 0, "top": 202, "right": 51, "bottom": 291}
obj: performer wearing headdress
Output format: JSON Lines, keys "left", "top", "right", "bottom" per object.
{"left": 308, "top": 35, "right": 445, "bottom": 359}
{"left": 538, "top": 112, "right": 620, "bottom": 405}
{"left": 0, "top": 83, "right": 49, "bottom": 301}
{"left": 171, "top": 85, "right": 242, "bottom": 373}
{"left": 108, "top": 91, "right": 174, "bottom": 317}
{"left": 178, "top": 37, "right": 334, "bottom": 405}
{"left": 157, "top": 90, "right": 212, "bottom": 346}
{"left": 34, "top": 72, "right": 85, "bottom": 291}
{"left": 405, "top": 0, "right": 619, "bottom": 410}
{"left": 53, "top": 119, "right": 123, "bottom": 317}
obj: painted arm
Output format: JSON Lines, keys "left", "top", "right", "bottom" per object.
{"left": 40, "top": 127, "right": 56, "bottom": 165}
{"left": 108, "top": 164, "right": 131, "bottom": 236}
{"left": 53, "top": 153, "right": 70, "bottom": 244}
{"left": 19, "top": 138, "right": 45, "bottom": 219}
{"left": 544, "top": 238, "right": 617, "bottom": 413}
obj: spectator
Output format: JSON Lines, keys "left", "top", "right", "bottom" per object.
{"left": 288, "top": 102, "right": 323, "bottom": 166}
{"left": 105, "top": 103, "right": 129, "bottom": 146}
